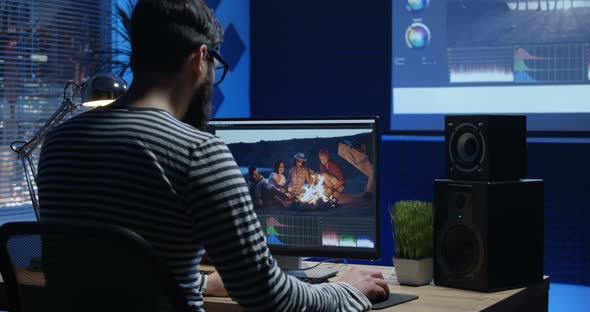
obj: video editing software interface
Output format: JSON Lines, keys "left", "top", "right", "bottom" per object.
{"left": 391, "top": 0, "right": 590, "bottom": 131}
{"left": 208, "top": 119, "right": 379, "bottom": 258}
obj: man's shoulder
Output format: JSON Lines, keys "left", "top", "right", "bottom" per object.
{"left": 190, "top": 130, "right": 218, "bottom": 145}
{"left": 154, "top": 117, "right": 228, "bottom": 151}
{"left": 162, "top": 117, "right": 216, "bottom": 145}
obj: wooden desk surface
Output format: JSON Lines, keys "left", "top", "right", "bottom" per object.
{"left": 203, "top": 262, "right": 549, "bottom": 312}
{"left": 0, "top": 263, "right": 549, "bottom": 312}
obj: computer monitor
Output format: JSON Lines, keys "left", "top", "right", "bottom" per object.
{"left": 207, "top": 118, "right": 380, "bottom": 272}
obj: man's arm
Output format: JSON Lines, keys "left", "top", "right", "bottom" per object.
{"left": 304, "top": 169, "right": 313, "bottom": 185}
{"left": 332, "top": 162, "right": 345, "bottom": 188}
{"left": 186, "top": 137, "right": 383, "bottom": 311}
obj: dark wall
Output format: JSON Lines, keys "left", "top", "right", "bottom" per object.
{"left": 250, "top": 1, "right": 590, "bottom": 285}
{"left": 250, "top": 0, "right": 391, "bottom": 132}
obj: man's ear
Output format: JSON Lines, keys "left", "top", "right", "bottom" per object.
{"left": 191, "top": 44, "right": 209, "bottom": 82}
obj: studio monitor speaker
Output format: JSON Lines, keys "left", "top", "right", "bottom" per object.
{"left": 446, "top": 115, "right": 526, "bottom": 181}
{"left": 433, "top": 179, "right": 544, "bottom": 292}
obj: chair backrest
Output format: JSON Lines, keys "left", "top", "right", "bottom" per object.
{"left": 0, "top": 221, "right": 191, "bottom": 312}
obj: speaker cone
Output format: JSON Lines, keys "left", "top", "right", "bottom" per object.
{"left": 441, "top": 224, "right": 480, "bottom": 276}
{"left": 448, "top": 123, "right": 485, "bottom": 173}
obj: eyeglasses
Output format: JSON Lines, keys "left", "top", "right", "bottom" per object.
{"left": 209, "top": 48, "right": 229, "bottom": 86}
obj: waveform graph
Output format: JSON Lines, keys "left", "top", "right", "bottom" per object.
{"left": 321, "top": 231, "right": 339, "bottom": 247}
{"left": 266, "top": 219, "right": 288, "bottom": 245}
{"left": 261, "top": 215, "right": 321, "bottom": 248}
{"left": 267, "top": 235, "right": 286, "bottom": 245}
{"left": 320, "top": 232, "right": 375, "bottom": 248}
{"left": 356, "top": 237, "right": 375, "bottom": 248}
{"left": 267, "top": 216, "right": 295, "bottom": 228}
{"left": 339, "top": 235, "right": 357, "bottom": 247}
{"left": 514, "top": 47, "right": 545, "bottom": 82}
{"left": 448, "top": 47, "right": 515, "bottom": 83}
{"left": 320, "top": 217, "right": 376, "bottom": 249}
{"left": 513, "top": 44, "right": 587, "bottom": 83}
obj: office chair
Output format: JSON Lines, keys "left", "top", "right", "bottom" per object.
{"left": 0, "top": 221, "right": 192, "bottom": 312}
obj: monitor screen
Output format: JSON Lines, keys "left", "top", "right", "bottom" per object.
{"left": 207, "top": 118, "right": 380, "bottom": 259}
{"left": 391, "top": 0, "right": 590, "bottom": 132}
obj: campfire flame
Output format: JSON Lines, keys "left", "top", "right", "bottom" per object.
{"left": 297, "top": 174, "right": 333, "bottom": 205}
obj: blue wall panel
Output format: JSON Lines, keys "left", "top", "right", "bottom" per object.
{"left": 377, "top": 137, "right": 445, "bottom": 266}
{"left": 528, "top": 140, "right": 590, "bottom": 285}
{"left": 209, "top": 0, "right": 250, "bottom": 118}
{"left": 113, "top": 0, "right": 250, "bottom": 118}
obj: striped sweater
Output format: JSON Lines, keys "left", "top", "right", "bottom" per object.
{"left": 37, "top": 105, "right": 371, "bottom": 312}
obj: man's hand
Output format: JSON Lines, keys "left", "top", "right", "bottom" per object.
{"left": 339, "top": 266, "right": 389, "bottom": 302}
{"left": 203, "top": 271, "right": 228, "bottom": 297}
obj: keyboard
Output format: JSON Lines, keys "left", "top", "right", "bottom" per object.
{"left": 295, "top": 276, "right": 330, "bottom": 284}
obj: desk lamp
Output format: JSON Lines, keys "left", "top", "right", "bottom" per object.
{"left": 10, "top": 73, "right": 128, "bottom": 219}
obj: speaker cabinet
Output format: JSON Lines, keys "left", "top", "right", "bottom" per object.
{"left": 446, "top": 115, "right": 526, "bottom": 181}
{"left": 433, "top": 179, "right": 544, "bottom": 292}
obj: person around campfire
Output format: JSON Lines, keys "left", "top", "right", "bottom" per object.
{"left": 244, "top": 167, "right": 267, "bottom": 208}
{"left": 245, "top": 166, "right": 286, "bottom": 208}
{"left": 268, "top": 160, "right": 292, "bottom": 205}
{"left": 338, "top": 140, "right": 374, "bottom": 195}
{"left": 318, "top": 149, "right": 345, "bottom": 199}
{"left": 286, "top": 153, "right": 313, "bottom": 198}
{"left": 269, "top": 160, "right": 287, "bottom": 190}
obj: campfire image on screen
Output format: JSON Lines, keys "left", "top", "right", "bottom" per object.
{"left": 225, "top": 129, "right": 375, "bottom": 216}
{"left": 291, "top": 173, "right": 338, "bottom": 210}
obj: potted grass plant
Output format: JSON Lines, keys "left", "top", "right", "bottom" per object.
{"left": 390, "top": 200, "right": 433, "bottom": 286}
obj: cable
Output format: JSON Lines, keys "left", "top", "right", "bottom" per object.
{"left": 285, "top": 258, "right": 348, "bottom": 272}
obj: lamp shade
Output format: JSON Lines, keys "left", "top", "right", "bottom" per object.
{"left": 81, "top": 73, "right": 128, "bottom": 107}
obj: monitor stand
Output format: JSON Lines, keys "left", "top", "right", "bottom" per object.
{"left": 275, "top": 255, "right": 338, "bottom": 279}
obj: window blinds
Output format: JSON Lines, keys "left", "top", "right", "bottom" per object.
{"left": 0, "top": 0, "right": 112, "bottom": 217}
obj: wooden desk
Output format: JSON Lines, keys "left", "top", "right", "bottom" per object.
{"left": 203, "top": 262, "right": 549, "bottom": 312}
{"left": 0, "top": 264, "right": 549, "bottom": 312}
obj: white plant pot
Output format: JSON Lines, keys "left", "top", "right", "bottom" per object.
{"left": 393, "top": 257, "right": 433, "bottom": 286}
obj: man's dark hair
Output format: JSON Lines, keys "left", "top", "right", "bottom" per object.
{"left": 130, "top": 0, "right": 224, "bottom": 76}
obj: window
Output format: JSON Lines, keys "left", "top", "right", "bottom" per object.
{"left": 0, "top": 0, "right": 113, "bottom": 218}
